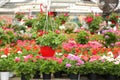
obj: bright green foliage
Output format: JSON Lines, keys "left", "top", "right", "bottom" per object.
{"left": 36, "top": 31, "right": 66, "bottom": 49}
{"left": 76, "top": 30, "right": 89, "bottom": 44}
{"left": 104, "top": 32, "right": 117, "bottom": 47}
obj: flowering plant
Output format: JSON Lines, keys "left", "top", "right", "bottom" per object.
{"left": 55, "top": 13, "right": 69, "bottom": 25}
{"left": 33, "top": 13, "right": 56, "bottom": 31}
{"left": 14, "top": 55, "right": 37, "bottom": 80}
{"left": 0, "top": 55, "right": 14, "bottom": 71}
{"left": 64, "top": 54, "right": 84, "bottom": 74}
{"left": 36, "top": 31, "right": 66, "bottom": 49}
{"left": 15, "top": 12, "right": 25, "bottom": 20}
{"left": 0, "top": 28, "right": 7, "bottom": 46}
{"left": 62, "top": 39, "right": 77, "bottom": 54}
{"left": 85, "top": 14, "right": 103, "bottom": 34}
{"left": 39, "top": 57, "right": 61, "bottom": 74}
{"left": 24, "top": 19, "right": 35, "bottom": 27}
{"left": 0, "top": 20, "right": 5, "bottom": 27}
{"left": 103, "top": 30, "right": 118, "bottom": 47}
{"left": 82, "top": 55, "right": 102, "bottom": 74}
{"left": 75, "top": 30, "right": 89, "bottom": 44}
{"left": 99, "top": 52, "right": 120, "bottom": 76}
{"left": 107, "top": 13, "right": 119, "bottom": 24}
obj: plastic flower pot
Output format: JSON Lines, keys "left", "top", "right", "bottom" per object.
{"left": 88, "top": 73, "right": 98, "bottom": 80}
{"left": 0, "top": 72, "right": 9, "bottom": 80}
{"left": 40, "top": 46, "right": 55, "bottom": 57}
{"left": 33, "top": 71, "right": 41, "bottom": 79}
{"left": 42, "top": 73, "right": 51, "bottom": 80}
{"left": 54, "top": 71, "right": 62, "bottom": 78}
{"left": 106, "top": 75, "right": 116, "bottom": 80}
{"left": 68, "top": 73, "right": 79, "bottom": 80}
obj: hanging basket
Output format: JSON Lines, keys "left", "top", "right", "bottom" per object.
{"left": 40, "top": 46, "right": 55, "bottom": 57}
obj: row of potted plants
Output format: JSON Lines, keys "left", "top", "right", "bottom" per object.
{"left": 1, "top": 50, "right": 120, "bottom": 80}
{"left": 0, "top": 12, "right": 119, "bottom": 80}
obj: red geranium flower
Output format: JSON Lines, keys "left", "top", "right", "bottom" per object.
{"left": 48, "top": 12, "right": 54, "bottom": 17}
{"left": 85, "top": 17, "right": 93, "bottom": 24}
{"left": 64, "top": 13, "right": 69, "bottom": 17}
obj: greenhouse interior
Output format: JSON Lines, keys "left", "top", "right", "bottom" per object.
{"left": 0, "top": 0, "right": 120, "bottom": 80}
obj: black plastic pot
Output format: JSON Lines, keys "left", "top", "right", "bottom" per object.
{"left": 42, "top": 73, "right": 51, "bottom": 80}
{"left": 88, "top": 73, "right": 98, "bottom": 80}
{"left": 54, "top": 71, "right": 62, "bottom": 78}
{"left": 68, "top": 73, "right": 79, "bottom": 80}
{"left": 33, "top": 71, "right": 41, "bottom": 79}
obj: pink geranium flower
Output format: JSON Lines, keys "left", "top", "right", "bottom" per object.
{"left": 24, "top": 54, "right": 33, "bottom": 62}
{"left": 89, "top": 55, "right": 100, "bottom": 62}
{"left": 15, "top": 57, "right": 20, "bottom": 62}
{"left": 88, "top": 41, "right": 102, "bottom": 48}
{"left": 66, "top": 63, "right": 71, "bottom": 68}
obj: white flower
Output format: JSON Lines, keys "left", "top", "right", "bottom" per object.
{"left": 107, "top": 51, "right": 114, "bottom": 58}
{"left": 56, "top": 52, "right": 63, "bottom": 56}
{"left": 106, "top": 57, "right": 114, "bottom": 62}
{"left": 116, "top": 55, "right": 120, "bottom": 59}
{"left": 20, "top": 30, "right": 24, "bottom": 34}
{"left": 25, "top": 26, "right": 28, "bottom": 28}
{"left": 100, "top": 55, "right": 107, "bottom": 60}
{"left": 115, "top": 55, "right": 120, "bottom": 61}
{"left": 23, "top": 56, "right": 26, "bottom": 58}
{"left": 69, "top": 54, "right": 74, "bottom": 56}
{"left": 17, "top": 51, "right": 22, "bottom": 54}
{"left": 114, "top": 61, "right": 119, "bottom": 65}
{"left": 59, "top": 25, "right": 65, "bottom": 30}
{"left": 1, "top": 55, "right": 7, "bottom": 58}
{"left": 108, "top": 21, "right": 112, "bottom": 25}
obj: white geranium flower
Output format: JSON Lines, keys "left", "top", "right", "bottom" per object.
{"left": 25, "top": 26, "right": 28, "bottom": 28}
{"left": 69, "top": 54, "right": 74, "bottom": 56}
{"left": 116, "top": 55, "right": 120, "bottom": 60}
{"left": 107, "top": 51, "right": 114, "bottom": 58}
{"left": 100, "top": 55, "right": 107, "bottom": 60}
{"left": 20, "top": 30, "right": 24, "bottom": 34}
{"left": 23, "top": 56, "right": 26, "bottom": 58}
{"left": 114, "top": 61, "right": 119, "bottom": 65}
{"left": 59, "top": 25, "right": 65, "bottom": 30}
{"left": 1, "top": 55, "right": 7, "bottom": 58}
{"left": 56, "top": 52, "right": 62, "bottom": 56}
{"left": 17, "top": 51, "right": 22, "bottom": 54}
{"left": 108, "top": 21, "right": 112, "bottom": 25}
{"left": 106, "top": 57, "right": 114, "bottom": 62}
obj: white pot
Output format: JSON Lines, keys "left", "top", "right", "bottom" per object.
{"left": 0, "top": 72, "right": 9, "bottom": 80}
{"left": 9, "top": 72, "right": 14, "bottom": 78}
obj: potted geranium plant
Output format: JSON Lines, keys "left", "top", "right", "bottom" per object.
{"left": 63, "top": 54, "right": 84, "bottom": 80}
{"left": 82, "top": 55, "right": 101, "bottom": 80}
{"left": 24, "top": 19, "right": 35, "bottom": 28}
{"left": 75, "top": 30, "right": 89, "bottom": 44}
{"left": 0, "top": 55, "right": 14, "bottom": 80}
{"left": 15, "top": 12, "right": 25, "bottom": 21}
{"left": 107, "top": 13, "right": 119, "bottom": 28}
{"left": 39, "top": 57, "right": 58, "bottom": 80}
{"left": 103, "top": 30, "right": 118, "bottom": 48}
{"left": 85, "top": 14, "right": 103, "bottom": 34}
{"left": 14, "top": 55, "right": 37, "bottom": 80}
{"left": 55, "top": 13, "right": 69, "bottom": 25}
{"left": 36, "top": 31, "right": 66, "bottom": 57}
{"left": 53, "top": 57, "right": 64, "bottom": 78}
